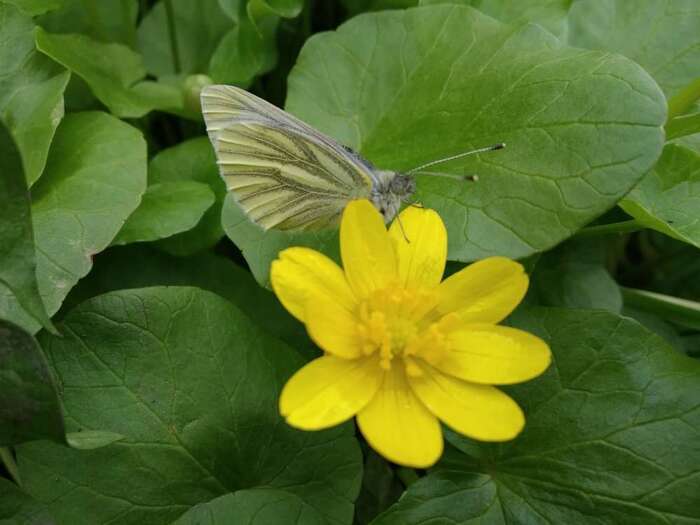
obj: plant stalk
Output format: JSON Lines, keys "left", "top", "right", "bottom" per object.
{"left": 621, "top": 287, "right": 700, "bottom": 331}
{"left": 396, "top": 467, "right": 420, "bottom": 488}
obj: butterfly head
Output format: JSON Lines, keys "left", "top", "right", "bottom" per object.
{"left": 371, "top": 172, "right": 416, "bottom": 223}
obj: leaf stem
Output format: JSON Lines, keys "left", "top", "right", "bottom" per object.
{"left": 396, "top": 467, "right": 420, "bottom": 488}
{"left": 163, "top": 0, "right": 181, "bottom": 74}
{"left": 574, "top": 220, "right": 643, "bottom": 238}
{"left": 121, "top": 0, "right": 137, "bottom": 48}
{"left": 621, "top": 287, "right": 700, "bottom": 331}
{"left": 0, "top": 447, "right": 22, "bottom": 487}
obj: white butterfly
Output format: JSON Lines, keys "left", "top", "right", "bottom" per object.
{"left": 201, "top": 85, "right": 502, "bottom": 231}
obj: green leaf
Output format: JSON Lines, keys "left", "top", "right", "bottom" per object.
{"left": 0, "top": 112, "right": 147, "bottom": 333}
{"left": 2, "top": 0, "right": 68, "bottom": 16}
{"left": 0, "top": 120, "right": 54, "bottom": 332}
{"left": 529, "top": 238, "right": 622, "bottom": 313}
{"left": 0, "top": 319, "right": 64, "bottom": 446}
{"left": 666, "top": 112, "right": 700, "bottom": 140}
{"left": 227, "top": 5, "right": 666, "bottom": 284}
{"left": 112, "top": 181, "right": 215, "bottom": 245}
{"left": 354, "top": 450, "right": 404, "bottom": 525}
{"left": 137, "top": 0, "right": 232, "bottom": 77}
{"left": 35, "top": 27, "right": 183, "bottom": 118}
{"left": 171, "top": 489, "right": 324, "bottom": 524}
{"left": 247, "top": 0, "right": 303, "bottom": 20}
{"left": 620, "top": 144, "right": 700, "bottom": 248}
{"left": 667, "top": 77, "right": 700, "bottom": 120}
{"left": 65, "top": 430, "right": 124, "bottom": 450}
{"left": 148, "top": 137, "right": 226, "bottom": 256}
{"left": 18, "top": 287, "right": 361, "bottom": 525}
{"left": 567, "top": 0, "right": 700, "bottom": 98}
{"left": 0, "top": 478, "right": 56, "bottom": 525}
{"left": 0, "top": 3, "right": 70, "bottom": 186}
{"left": 374, "top": 308, "right": 700, "bottom": 524}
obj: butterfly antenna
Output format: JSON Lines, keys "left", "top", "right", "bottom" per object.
{"left": 406, "top": 143, "right": 505, "bottom": 175}
{"left": 396, "top": 213, "right": 410, "bottom": 244}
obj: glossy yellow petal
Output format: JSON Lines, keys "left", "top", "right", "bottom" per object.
{"left": 341, "top": 200, "right": 398, "bottom": 299}
{"left": 280, "top": 355, "right": 382, "bottom": 430}
{"left": 388, "top": 206, "right": 447, "bottom": 290}
{"left": 409, "top": 360, "right": 524, "bottom": 441}
{"left": 357, "top": 364, "right": 443, "bottom": 468}
{"left": 427, "top": 324, "right": 551, "bottom": 385}
{"left": 271, "top": 247, "right": 356, "bottom": 323}
{"left": 436, "top": 257, "right": 528, "bottom": 323}
{"left": 306, "top": 296, "right": 361, "bottom": 359}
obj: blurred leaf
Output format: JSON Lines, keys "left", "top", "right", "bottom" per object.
{"left": 65, "top": 430, "right": 124, "bottom": 450}
{"left": 149, "top": 137, "right": 227, "bottom": 256}
{"left": 247, "top": 0, "right": 303, "bottom": 19}
{"left": 621, "top": 145, "right": 700, "bottom": 248}
{"left": 354, "top": 450, "right": 403, "bottom": 525}
{"left": 529, "top": 238, "right": 622, "bottom": 312}
{"left": 172, "top": 489, "right": 324, "bottom": 524}
{"left": 0, "top": 3, "right": 69, "bottom": 186}
{"left": 666, "top": 112, "right": 700, "bottom": 140}
{"left": 112, "top": 181, "right": 215, "bottom": 245}
{"left": 667, "top": 77, "right": 700, "bottom": 120}
{"left": 35, "top": 28, "right": 183, "bottom": 118}
{"left": 226, "top": 5, "right": 665, "bottom": 285}
{"left": 18, "top": 287, "right": 361, "bottom": 525}
{"left": 0, "top": 112, "right": 147, "bottom": 332}
{"left": 374, "top": 308, "right": 700, "bottom": 524}
{"left": 0, "top": 121, "right": 54, "bottom": 332}
{"left": 37, "top": 0, "right": 138, "bottom": 46}
{"left": 2, "top": 0, "right": 68, "bottom": 16}
{"left": 567, "top": 0, "right": 700, "bottom": 98}
{"left": 0, "top": 319, "right": 64, "bottom": 447}
{"left": 0, "top": 478, "right": 56, "bottom": 525}
{"left": 137, "top": 0, "right": 231, "bottom": 77}
{"left": 340, "top": 0, "right": 419, "bottom": 15}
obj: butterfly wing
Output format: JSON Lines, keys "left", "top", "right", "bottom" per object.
{"left": 201, "top": 85, "right": 374, "bottom": 230}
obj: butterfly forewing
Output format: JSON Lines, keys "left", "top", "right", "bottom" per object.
{"left": 201, "top": 85, "right": 375, "bottom": 230}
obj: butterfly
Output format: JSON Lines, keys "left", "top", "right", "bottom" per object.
{"left": 201, "top": 84, "right": 503, "bottom": 231}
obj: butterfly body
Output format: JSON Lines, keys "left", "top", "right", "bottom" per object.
{"left": 201, "top": 85, "right": 414, "bottom": 231}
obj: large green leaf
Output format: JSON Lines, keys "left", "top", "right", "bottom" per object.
{"left": 172, "top": 489, "right": 324, "bottom": 524}
{"left": 0, "top": 3, "right": 69, "bottom": 186}
{"left": 137, "top": 0, "right": 231, "bottom": 77}
{"left": 0, "top": 319, "right": 64, "bottom": 446}
{"left": 0, "top": 112, "right": 147, "bottom": 333}
{"left": 621, "top": 144, "right": 700, "bottom": 248}
{"left": 35, "top": 28, "right": 183, "bottom": 118}
{"left": 148, "top": 137, "right": 227, "bottom": 256}
{"left": 567, "top": 0, "right": 700, "bottom": 98}
{"left": 0, "top": 478, "right": 56, "bottom": 525}
{"left": 224, "top": 5, "right": 665, "bottom": 285}
{"left": 112, "top": 181, "right": 215, "bottom": 245}
{"left": 373, "top": 308, "right": 700, "bottom": 524}
{"left": 0, "top": 120, "right": 53, "bottom": 332}
{"left": 17, "top": 287, "right": 361, "bottom": 525}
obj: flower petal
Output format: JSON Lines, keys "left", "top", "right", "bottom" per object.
{"left": 436, "top": 257, "right": 528, "bottom": 323}
{"left": 306, "top": 296, "right": 361, "bottom": 358}
{"left": 280, "top": 355, "right": 382, "bottom": 430}
{"left": 271, "top": 247, "right": 355, "bottom": 323}
{"left": 341, "top": 200, "right": 397, "bottom": 298}
{"left": 357, "top": 364, "right": 443, "bottom": 468}
{"left": 428, "top": 324, "right": 551, "bottom": 385}
{"left": 409, "top": 361, "right": 524, "bottom": 441}
{"left": 388, "top": 206, "right": 447, "bottom": 290}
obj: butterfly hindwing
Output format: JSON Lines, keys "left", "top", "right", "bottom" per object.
{"left": 201, "top": 85, "right": 374, "bottom": 230}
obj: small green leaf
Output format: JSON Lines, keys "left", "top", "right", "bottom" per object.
{"left": 0, "top": 319, "right": 64, "bottom": 447}
{"left": 66, "top": 430, "right": 124, "bottom": 450}
{"left": 148, "top": 137, "right": 227, "bottom": 256}
{"left": 666, "top": 112, "right": 700, "bottom": 140}
{"left": 374, "top": 308, "right": 700, "bottom": 524}
{"left": 567, "top": 0, "right": 700, "bottom": 98}
{"left": 112, "top": 181, "right": 215, "bottom": 245}
{"left": 0, "top": 478, "right": 56, "bottom": 525}
{"left": 0, "top": 112, "right": 147, "bottom": 332}
{"left": 35, "top": 27, "right": 183, "bottom": 118}
{"left": 0, "top": 120, "right": 54, "bottom": 333}
{"left": 137, "top": 0, "right": 232, "bottom": 77}
{"left": 18, "top": 287, "right": 361, "bottom": 525}
{"left": 621, "top": 144, "right": 700, "bottom": 248}
{"left": 0, "top": 3, "right": 69, "bottom": 186}
{"left": 172, "top": 489, "right": 324, "bottom": 524}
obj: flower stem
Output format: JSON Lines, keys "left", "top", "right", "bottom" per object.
{"left": 574, "top": 219, "right": 643, "bottom": 238}
{"left": 396, "top": 467, "right": 420, "bottom": 488}
{"left": 0, "top": 447, "right": 22, "bottom": 486}
{"left": 163, "top": 0, "right": 181, "bottom": 74}
{"left": 621, "top": 287, "right": 700, "bottom": 331}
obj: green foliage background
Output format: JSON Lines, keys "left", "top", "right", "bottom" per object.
{"left": 1, "top": 0, "right": 699, "bottom": 523}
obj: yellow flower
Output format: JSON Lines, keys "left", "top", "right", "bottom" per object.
{"left": 270, "top": 200, "right": 551, "bottom": 468}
